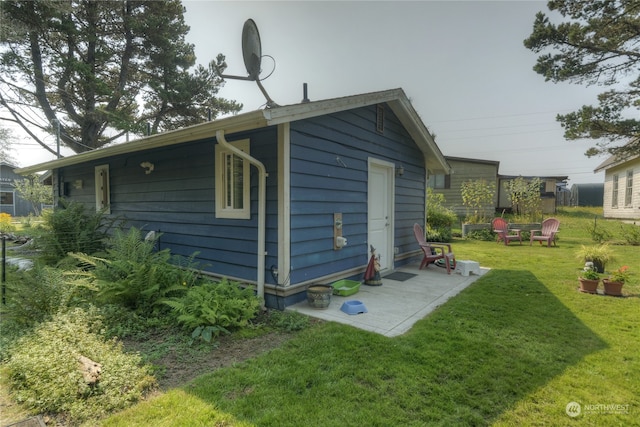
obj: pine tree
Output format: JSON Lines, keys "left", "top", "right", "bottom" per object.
{"left": 0, "top": 1, "right": 241, "bottom": 154}
{"left": 524, "top": 0, "right": 640, "bottom": 158}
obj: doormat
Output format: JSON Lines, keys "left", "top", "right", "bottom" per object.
{"left": 384, "top": 272, "right": 417, "bottom": 282}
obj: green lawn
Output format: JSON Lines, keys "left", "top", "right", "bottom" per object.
{"left": 70, "top": 209, "right": 640, "bottom": 425}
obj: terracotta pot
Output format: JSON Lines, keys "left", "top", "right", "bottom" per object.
{"left": 603, "top": 279, "right": 624, "bottom": 296}
{"left": 578, "top": 277, "right": 599, "bottom": 294}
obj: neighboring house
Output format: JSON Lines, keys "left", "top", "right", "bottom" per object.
{"left": 428, "top": 156, "right": 500, "bottom": 219}
{"left": 429, "top": 158, "right": 567, "bottom": 217}
{"left": 497, "top": 175, "right": 568, "bottom": 215}
{"left": 570, "top": 183, "right": 604, "bottom": 207}
{"left": 594, "top": 152, "right": 639, "bottom": 219}
{"left": 0, "top": 162, "right": 40, "bottom": 217}
{"left": 16, "top": 88, "right": 450, "bottom": 308}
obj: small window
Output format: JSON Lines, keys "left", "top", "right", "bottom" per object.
{"left": 95, "top": 164, "right": 111, "bottom": 214}
{"left": 612, "top": 174, "right": 619, "bottom": 208}
{"left": 0, "top": 191, "right": 14, "bottom": 205}
{"left": 625, "top": 170, "right": 633, "bottom": 207}
{"left": 428, "top": 174, "right": 450, "bottom": 189}
{"left": 376, "top": 104, "right": 384, "bottom": 133}
{"left": 215, "top": 139, "right": 250, "bottom": 219}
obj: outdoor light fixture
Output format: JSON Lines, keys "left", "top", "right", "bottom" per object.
{"left": 140, "top": 161, "right": 154, "bottom": 174}
{"left": 396, "top": 165, "right": 404, "bottom": 176}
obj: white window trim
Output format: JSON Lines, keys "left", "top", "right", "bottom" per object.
{"left": 95, "top": 164, "right": 111, "bottom": 214}
{"left": 625, "top": 169, "right": 633, "bottom": 207}
{"left": 215, "top": 139, "right": 251, "bottom": 219}
{"left": 611, "top": 174, "right": 619, "bottom": 208}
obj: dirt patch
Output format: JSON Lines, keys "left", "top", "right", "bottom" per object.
{"left": 121, "top": 328, "right": 296, "bottom": 391}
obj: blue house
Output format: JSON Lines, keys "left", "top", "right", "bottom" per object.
{"left": 16, "top": 89, "right": 450, "bottom": 308}
{"left": 0, "top": 162, "right": 43, "bottom": 217}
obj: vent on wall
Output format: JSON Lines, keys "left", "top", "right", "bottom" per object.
{"left": 376, "top": 104, "right": 385, "bottom": 134}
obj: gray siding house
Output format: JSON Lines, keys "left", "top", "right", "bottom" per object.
{"left": 0, "top": 162, "right": 39, "bottom": 217}
{"left": 16, "top": 89, "right": 450, "bottom": 308}
{"left": 428, "top": 156, "right": 500, "bottom": 218}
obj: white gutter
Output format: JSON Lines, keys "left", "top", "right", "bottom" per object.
{"left": 216, "top": 130, "right": 267, "bottom": 307}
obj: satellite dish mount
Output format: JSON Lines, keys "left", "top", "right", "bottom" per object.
{"left": 219, "top": 19, "right": 278, "bottom": 108}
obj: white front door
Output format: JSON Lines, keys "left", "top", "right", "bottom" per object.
{"left": 368, "top": 159, "right": 394, "bottom": 271}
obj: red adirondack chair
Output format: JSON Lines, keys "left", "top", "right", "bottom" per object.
{"left": 491, "top": 217, "right": 522, "bottom": 246}
{"left": 413, "top": 223, "right": 456, "bottom": 274}
{"left": 530, "top": 218, "right": 560, "bottom": 247}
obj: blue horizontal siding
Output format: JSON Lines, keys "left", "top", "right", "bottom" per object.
{"left": 288, "top": 104, "right": 426, "bottom": 285}
{"left": 59, "top": 127, "right": 279, "bottom": 283}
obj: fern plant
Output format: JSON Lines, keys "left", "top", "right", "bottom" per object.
{"left": 38, "top": 200, "right": 112, "bottom": 265}
{"left": 70, "top": 227, "right": 200, "bottom": 316}
{"left": 163, "top": 279, "right": 261, "bottom": 344}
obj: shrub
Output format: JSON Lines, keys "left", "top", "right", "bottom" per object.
{"left": 163, "top": 278, "right": 262, "bottom": 343}
{"left": 461, "top": 179, "right": 496, "bottom": 224}
{"left": 2, "top": 263, "right": 92, "bottom": 328}
{"left": 506, "top": 176, "right": 542, "bottom": 222}
{"left": 38, "top": 200, "right": 111, "bottom": 264}
{"left": 72, "top": 227, "right": 199, "bottom": 316}
{"left": 4, "top": 308, "right": 156, "bottom": 424}
{"left": 620, "top": 223, "right": 640, "bottom": 245}
{"left": 0, "top": 212, "right": 15, "bottom": 232}
{"left": 427, "top": 188, "right": 457, "bottom": 242}
{"left": 465, "top": 228, "right": 496, "bottom": 241}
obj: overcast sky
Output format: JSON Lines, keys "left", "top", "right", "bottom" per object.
{"left": 18, "top": 0, "right": 608, "bottom": 185}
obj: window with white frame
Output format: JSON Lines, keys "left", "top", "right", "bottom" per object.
{"left": 625, "top": 169, "right": 633, "bottom": 207}
{"left": 94, "top": 164, "right": 111, "bottom": 214}
{"left": 215, "top": 139, "right": 250, "bottom": 219}
{"left": 612, "top": 174, "right": 619, "bottom": 208}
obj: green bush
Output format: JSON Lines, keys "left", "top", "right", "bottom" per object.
{"left": 163, "top": 278, "right": 262, "bottom": 343}
{"left": 426, "top": 226, "right": 452, "bottom": 243}
{"left": 72, "top": 227, "right": 199, "bottom": 316}
{"left": 38, "top": 200, "right": 111, "bottom": 264}
{"left": 4, "top": 308, "right": 156, "bottom": 424}
{"left": 2, "top": 264, "right": 92, "bottom": 328}
{"left": 620, "top": 223, "right": 640, "bottom": 245}
{"left": 426, "top": 188, "right": 457, "bottom": 242}
{"left": 465, "top": 228, "right": 496, "bottom": 241}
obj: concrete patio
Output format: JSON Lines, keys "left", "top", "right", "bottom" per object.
{"left": 288, "top": 262, "right": 489, "bottom": 337}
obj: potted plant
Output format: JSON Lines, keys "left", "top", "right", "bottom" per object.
{"left": 578, "top": 266, "right": 600, "bottom": 294}
{"left": 575, "top": 244, "right": 613, "bottom": 273}
{"left": 603, "top": 266, "right": 630, "bottom": 296}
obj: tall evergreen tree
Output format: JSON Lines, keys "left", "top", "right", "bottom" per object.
{"left": 0, "top": 1, "right": 241, "bottom": 154}
{"left": 524, "top": 0, "right": 640, "bottom": 158}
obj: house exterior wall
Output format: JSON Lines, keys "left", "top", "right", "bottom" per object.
{"left": 56, "top": 126, "right": 280, "bottom": 283}
{"left": 0, "top": 164, "right": 37, "bottom": 217}
{"left": 430, "top": 158, "right": 499, "bottom": 218}
{"left": 287, "top": 105, "right": 426, "bottom": 286}
{"left": 601, "top": 157, "right": 640, "bottom": 219}
{"left": 54, "top": 104, "right": 428, "bottom": 308}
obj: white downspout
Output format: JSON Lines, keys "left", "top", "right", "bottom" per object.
{"left": 216, "top": 130, "right": 267, "bottom": 307}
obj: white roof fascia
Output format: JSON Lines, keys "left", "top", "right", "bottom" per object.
{"left": 263, "top": 88, "right": 405, "bottom": 125}
{"left": 15, "top": 111, "right": 268, "bottom": 175}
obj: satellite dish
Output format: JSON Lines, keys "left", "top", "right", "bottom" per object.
{"left": 242, "top": 19, "right": 262, "bottom": 80}
{"left": 218, "top": 19, "right": 278, "bottom": 108}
